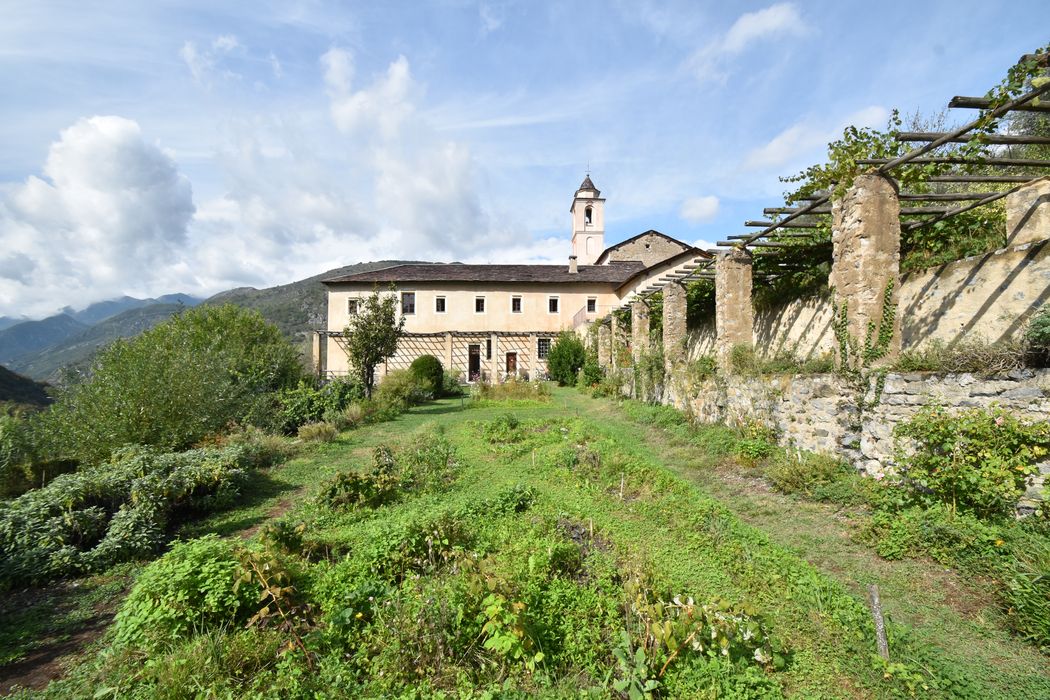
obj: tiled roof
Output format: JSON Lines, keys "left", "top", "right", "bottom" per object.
{"left": 576, "top": 175, "right": 599, "bottom": 194}
{"left": 323, "top": 261, "right": 646, "bottom": 285}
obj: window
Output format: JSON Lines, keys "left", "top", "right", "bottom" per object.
{"left": 486, "top": 339, "right": 492, "bottom": 359}
{"left": 511, "top": 296, "right": 522, "bottom": 313}
{"left": 347, "top": 299, "right": 359, "bottom": 315}
{"left": 475, "top": 296, "right": 486, "bottom": 313}
{"left": 587, "top": 297, "right": 597, "bottom": 313}
{"left": 548, "top": 296, "right": 559, "bottom": 314}
{"left": 537, "top": 338, "right": 551, "bottom": 359}
{"left": 401, "top": 292, "right": 415, "bottom": 315}
{"left": 585, "top": 206, "right": 593, "bottom": 224}
{"left": 435, "top": 296, "right": 446, "bottom": 313}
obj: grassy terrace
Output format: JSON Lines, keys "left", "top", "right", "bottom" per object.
{"left": 5, "top": 388, "right": 1048, "bottom": 698}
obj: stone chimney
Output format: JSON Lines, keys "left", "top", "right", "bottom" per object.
{"left": 568, "top": 255, "right": 578, "bottom": 274}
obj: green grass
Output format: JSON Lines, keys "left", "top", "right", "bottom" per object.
{"left": 7, "top": 388, "right": 1049, "bottom": 698}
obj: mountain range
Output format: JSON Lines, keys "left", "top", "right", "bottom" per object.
{"left": 0, "top": 260, "right": 414, "bottom": 383}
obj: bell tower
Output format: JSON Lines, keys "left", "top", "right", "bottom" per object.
{"left": 570, "top": 175, "right": 605, "bottom": 265}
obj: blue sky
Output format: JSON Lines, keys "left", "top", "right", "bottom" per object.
{"left": 0, "top": 1, "right": 1047, "bottom": 318}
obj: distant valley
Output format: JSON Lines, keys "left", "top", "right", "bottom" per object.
{"left": 0, "top": 260, "right": 415, "bottom": 383}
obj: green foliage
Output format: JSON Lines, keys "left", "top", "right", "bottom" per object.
{"left": 765, "top": 452, "right": 861, "bottom": 501}
{"left": 472, "top": 377, "right": 552, "bottom": 403}
{"left": 894, "top": 338, "right": 1028, "bottom": 375}
{"left": 373, "top": 369, "right": 431, "bottom": 410}
{"left": 112, "top": 535, "right": 258, "bottom": 649}
{"left": 0, "top": 444, "right": 258, "bottom": 588}
{"left": 632, "top": 345, "right": 665, "bottom": 403}
{"left": 685, "top": 279, "right": 716, "bottom": 328}
{"left": 546, "top": 330, "right": 586, "bottom": 386}
{"left": 43, "top": 305, "right": 302, "bottom": 463}
{"left": 343, "top": 288, "right": 405, "bottom": 398}
{"left": 892, "top": 404, "right": 1050, "bottom": 518}
{"left": 441, "top": 368, "right": 464, "bottom": 396}
{"left": 483, "top": 413, "right": 524, "bottom": 444}
{"left": 1026, "top": 305, "right": 1050, "bottom": 366}
{"left": 726, "top": 344, "right": 834, "bottom": 377}
{"left": 408, "top": 354, "right": 444, "bottom": 396}
{"left": 688, "top": 355, "right": 717, "bottom": 383}
{"left": 902, "top": 205, "right": 1006, "bottom": 272}
{"left": 576, "top": 350, "right": 603, "bottom": 391}
{"left": 297, "top": 421, "right": 338, "bottom": 442}
{"left": 318, "top": 446, "right": 401, "bottom": 510}
{"left": 276, "top": 377, "right": 363, "bottom": 434}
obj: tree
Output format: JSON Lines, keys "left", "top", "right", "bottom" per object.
{"left": 344, "top": 288, "right": 405, "bottom": 398}
{"left": 44, "top": 304, "right": 303, "bottom": 463}
{"left": 546, "top": 331, "right": 586, "bottom": 386}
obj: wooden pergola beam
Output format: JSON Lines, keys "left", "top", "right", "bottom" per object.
{"left": 924, "top": 175, "right": 1040, "bottom": 183}
{"left": 896, "top": 132, "right": 1050, "bottom": 145}
{"left": 858, "top": 156, "right": 1050, "bottom": 168}
{"left": 764, "top": 206, "right": 832, "bottom": 215}
{"left": 744, "top": 220, "right": 822, "bottom": 228}
{"left": 949, "top": 95, "right": 1050, "bottom": 113}
{"left": 898, "top": 192, "right": 1000, "bottom": 201}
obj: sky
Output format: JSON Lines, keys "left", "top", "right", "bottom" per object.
{"left": 0, "top": 1, "right": 1047, "bottom": 319}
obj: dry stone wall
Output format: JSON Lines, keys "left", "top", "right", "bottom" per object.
{"left": 655, "top": 368, "right": 1050, "bottom": 512}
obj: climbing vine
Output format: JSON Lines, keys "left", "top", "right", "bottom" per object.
{"left": 833, "top": 280, "right": 897, "bottom": 413}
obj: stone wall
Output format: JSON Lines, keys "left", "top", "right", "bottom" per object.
{"left": 603, "top": 231, "right": 691, "bottom": 267}
{"left": 658, "top": 368, "right": 1050, "bottom": 511}
{"left": 683, "top": 238, "right": 1050, "bottom": 362}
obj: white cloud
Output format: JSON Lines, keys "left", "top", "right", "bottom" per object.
{"left": 742, "top": 105, "right": 889, "bottom": 171}
{"left": 679, "top": 195, "right": 720, "bottom": 224}
{"left": 180, "top": 34, "right": 244, "bottom": 86}
{"left": 0, "top": 116, "right": 195, "bottom": 317}
{"left": 479, "top": 3, "right": 503, "bottom": 35}
{"left": 323, "top": 50, "right": 416, "bottom": 139}
{"left": 686, "top": 3, "right": 809, "bottom": 81}
{"left": 269, "top": 52, "right": 283, "bottom": 79}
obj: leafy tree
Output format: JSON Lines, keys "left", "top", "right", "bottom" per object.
{"left": 45, "top": 304, "right": 302, "bottom": 463}
{"left": 344, "top": 288, "right": 405, "bottom": 398}
{"left": 546, "top": 331, "right": 586, "bottom": 386}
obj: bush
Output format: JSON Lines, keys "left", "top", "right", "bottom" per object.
{"left": 442, "top": 369, "right": 464, "bottom": 396}
{"left": 483, "top": 414, "right": 524, "bottom": 444}
{"left": 546, "top": 331, "right": 586, "bottom": 386}
{"left": 892, "top": 404, "right": 1050, "bottom": 518}
{"left": 374, "top": 369, "right": 431, "bottom": 410}
{"left": 44, "top": 305, "right": 303, "bottom": 463}
{"left": 298, "top": 422, "right": 338, "bottom": 442}
{"left": 765, "top": 451, "right": 856, "bottom": 498}
{"left": 0, "top": 444, "right": 257, "bottom": 588}
{"left": 409, "top": 355, "right": 444, "bottom": 396}
{"left": 894, "top": 338, "right": 1027, "bottom": 375}
{"left": 1027, "top": 306, "right": 1050, "bottom": 367}
{"left": 473, "top": 378, "right": 551, "bottom": 403}
{"left": 112, "top": 535, "right": 259, "bottom": 649}
{"left": 276, "top": 378, "right": 364, "bottom": 435}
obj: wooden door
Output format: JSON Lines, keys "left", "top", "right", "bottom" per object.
{"left": 468, "top": 344, "right": 481, "bottom": 381}
{"left": 505, "top": 352, "right": 517, "bottom": 375}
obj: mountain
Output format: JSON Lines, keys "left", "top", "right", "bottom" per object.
{"left": 0, "top": 317, "right": 21, "bottom": 332}
{"left": 62, "top": 293, "right": 202, "bottom": 326}
{"left": 0, "top": 365, "right": 51, "bottom": 408}
{"left": 203, "top": 260, "right": 417, "bottom": 344}
{"left": 0, "top": 314, "right": 88, "bottom": 366}
{"left": 9, "top": 304, "right": 187, "bottom": 382}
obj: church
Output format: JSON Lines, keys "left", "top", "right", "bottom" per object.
{"left": 314, "top": 176, "right": 710, "bottom": 382}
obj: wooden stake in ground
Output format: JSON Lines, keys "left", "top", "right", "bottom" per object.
{"left": 867, "top": 584, "right": 889, "bottom": 660}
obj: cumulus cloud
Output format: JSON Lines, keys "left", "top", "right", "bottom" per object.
{"left": 686, "top": 3, "right": 809, "bottom": 81}
{"left": 679, "top": 195, "right": 720, "bottom": 224}
{"left": 0, "top": 116, "right": 194, "bottom": 317}
{"left": 479, "top": 3, "right": 503, "bottom": 35}
{"left": 742, "top": 105, "right": 889, "bottom": 171}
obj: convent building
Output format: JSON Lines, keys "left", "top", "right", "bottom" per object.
{"left": 314, "top": 177, "right": 710, "bottom": 382}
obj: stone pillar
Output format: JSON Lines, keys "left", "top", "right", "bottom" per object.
{"left": 491, "top": 333, "right": 500, "bottom": 382}
{"left": 1006, "top": 176, "right": 1050, "bottom": 246}
{"left": 311, "top": 332, "right": 322, "bottom": 377}
{"left": 830, "top": 173, "right": 901, "bottom": 368}
{"left": 715, "top": 249, "right": 753, "bottom": 371}
{"left": 597, "top": 321, "right": 611, "bottom": 367}
{"left": 444, "top": 332, "right": 453, "bottom": 374}
{"left": 610, "top": 314, "right": 625, "bottom": 370}
{"left": 662, "top": 282, "right": 688, "bottom": 371}
{"left": 528, "top": 332, "right": 537, "bottom": 379}
{"left": 631, "top": 300, "right": 650, "bottom": 362}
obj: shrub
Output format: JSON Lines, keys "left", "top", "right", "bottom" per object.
{"left": 892, "top": 404, "right": 1050, "bottom": 518}
{"left": 112, "top": 535, "right": 259, "bottom": 649}
{"left": 894, "top": 338, "right": 1027, "bottom": 375}
{"left": 298, "top": 422, "right": 338, "bottom": 442}
{"left": 1027, "top": 306, "right": 1050, "bottom": 367}
{"left": 409, "top": 355, "right": 444, "bottom": 396}
{"left": 442, "top": 369, "right": 465, "bottom": 396}
{"left": 765, "top": 451, "right": 855, "bottom": 498}
{"left": 277, "top": 378, "right": 364, "bottom": 434}
{"left": 1002, "top": 533, "right": 1050, "bottom": 647}
{"left": 547, "top": 331, "right": 586, "bottom": 386}
{"left": 688, "top": 356, "right": 717, "bottom": 383}
{"left": 473, "top": 378, "right": 551, "bottom": 403}
{"left": 44, "top": 305, "right": 303, "bottom": 463}
{"left": 0, "top": 444, "right": 257, "bottom": 588}
{"left": 484, "top": 414, "right": 524, "bottom": 444}
{"left": 374, "top": 369, "right": 431, "bottom": 410}
{"left": 318, "top": 446, "right": 401, "bottom": 510}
